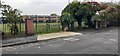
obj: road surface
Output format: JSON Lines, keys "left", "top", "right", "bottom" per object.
{"left": 2, "top": 27, "right": 118, "bottom": 54}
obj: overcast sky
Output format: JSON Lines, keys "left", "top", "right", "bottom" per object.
{"left": 1, "top": 0, "right": 120, "bottom": 15}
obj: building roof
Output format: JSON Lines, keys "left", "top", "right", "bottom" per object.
{"left": 22, "top": 15, "right": 60, "bottom": 18}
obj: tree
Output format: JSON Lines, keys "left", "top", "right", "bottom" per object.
{"left": 50, "top": 13, "right": 58, "bottom": 16}
{"left": 60, "top": 12, "right": 74, "bottom": 31}
{"left": 91, "top": 2, "right": 120, "bottom": 27}
{"left": 61, "top": 1, "right": 101, "bottom": 29}
{"left": 91, "top": 15, "right": 100, "bottom": 29}
{"left": 1, "top": 4, "right": 22, "bottom": 34}
{"left": 62, "top": 1, "right": 82, "bottom": 28}
{"left": 102, "top": 3, "right": 119, "bottom": 26}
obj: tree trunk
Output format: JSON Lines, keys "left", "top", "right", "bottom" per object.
{"left": 118, "top": 19, "right": 120, "bottom": 27}
{"left": 75, "top": 15, "right": 83, "bottom": 28}
{"left": 87, "top": 16, "right": 93, "bottom": 28}
{"left": 96, "top": 21, "right": 98, "bottom": 29}
{"left": 64, "top": 26, "right": 68, "bottom": 31}
{"left": 100, "top": 20, "right": 107, "bottom": 28}
{"left": 13, "top": 23, "right": 18, "bottom": 34}
{"left": 70, "top": 22, "right": 74, "bottom": 31}
{"left": 62, "top": 22, "right": 68, "bottom": 31}
{"left": 11, "top": 24, "right": 14, "bottom": 34}
{"left": 94, "top": 20, "right": 98, "bottom": 29}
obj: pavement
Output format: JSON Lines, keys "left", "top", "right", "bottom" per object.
{"left": 2, "top": 32, "right": 82, "bottom": 47}
{"left": 37, "top": 32, "right": 82, "bottom": 40}
{"left": 2, "top": 27, "right": 118, "bottom": 54}
{"left": 2, "top": 35, "right": 38, "bottom": 47}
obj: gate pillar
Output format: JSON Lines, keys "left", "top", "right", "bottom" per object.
{"left": 25, "top": 19, "right": 34, "bottom": 35}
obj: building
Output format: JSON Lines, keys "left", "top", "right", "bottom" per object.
{"left": 22, "top": 15, "right": 60, "bottom": 23}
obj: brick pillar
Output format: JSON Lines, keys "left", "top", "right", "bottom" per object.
{"left": 25, "top": 19, "right": 34, "bottom": 35}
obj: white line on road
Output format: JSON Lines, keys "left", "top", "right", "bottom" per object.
{"left": 109, "top": 39, "right": 117, "bottom": 42}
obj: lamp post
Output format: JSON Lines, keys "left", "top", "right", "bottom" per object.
{"left": 19, "top": 17, "right": 22, "bottom": 33}
{"left": 35, "top": 15, "right": 38, "bottom": 32}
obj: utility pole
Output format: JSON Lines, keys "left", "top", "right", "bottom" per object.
{"left": 35, "top": 15, "right": 37, "bottom": 32}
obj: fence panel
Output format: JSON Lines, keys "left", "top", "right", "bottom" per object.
{"left": 2, "top": 20, "right": 62, "bottom": 38}
{"left": 2, "top": 21, "right": 26, "bottom": 38}
{"left": 34, "top": 21, "right": 62, "bottom": 34}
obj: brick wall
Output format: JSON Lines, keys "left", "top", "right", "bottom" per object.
{"left": 25, "top": 19, "right": 34, "bottom": 35}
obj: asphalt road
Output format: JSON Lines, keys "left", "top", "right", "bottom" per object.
{"left": 2, "top": 27, "right": 118, "bottom": 54}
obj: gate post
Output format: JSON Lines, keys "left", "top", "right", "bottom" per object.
{"left": 25, "top": 19, "right": 34, "bottom": 35}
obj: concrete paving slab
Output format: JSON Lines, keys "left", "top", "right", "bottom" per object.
{"left": 2, "top": 32, "right": 83, "bottom": 47}
{"left": 37, "top": 32, "right": 83, "bottom": 40}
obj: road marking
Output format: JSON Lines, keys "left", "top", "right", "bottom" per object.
{"left": 109, "top": 39, "right": 117, "bottom": 42}
{"left": 63, "top": 38, "right": 80, "bottom": 41}
{"left": 3, "top": 47, "right": 16, "bottom": 51}
{"left": 105, "top": 33, "right": 110, "bottom": 35}
{"left": 38, "top": 46, "right": 41, "bottom": 48}
{"left": 41, "top": 43, "right": 46, "bottom": 45}
{"left": 48, "top": 44, "right": 61, "bottom": 48}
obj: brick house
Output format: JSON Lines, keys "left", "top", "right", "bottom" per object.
{"left": 22, "top": 15, "right": 60, "bottom": 22}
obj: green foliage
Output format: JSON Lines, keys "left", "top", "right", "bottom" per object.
{"left": 60, "top": 12, "right": 74, "bottom": 24}
{"left": 91, "top": 15, "right": 101, "bottom": 21}
{"left": 64, "top": 1, "right": 101, "bottom": 17}
{"left": 1, "top": 3, "right": 22, "bottom": 34}
{"left": 1, "top": 5, "right": 22, "bottom": 24}
{"left": 61, "top": 1, "right": 102, "bottom": 28}
{"left": 50, "top": 13, "right": 58, "bottom": 16}
{"left": 60, "top": 12, "right": 75, "bottom": 30}
{"left": 62, "top": 1, "right": 80, "bottom": 18}
{"left": 92, "top": 2, "right": 120, "bottom": 22}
